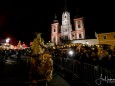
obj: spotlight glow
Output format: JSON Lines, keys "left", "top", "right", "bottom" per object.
{"left": 68, "top": 50, "right": 74, "bottom": 56}
{"left": 6, "top": 38, "right": 10, "bottom": 43}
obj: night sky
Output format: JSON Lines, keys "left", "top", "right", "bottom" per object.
{"left": 0, "top": 0, "right": 115, "bottom": 45}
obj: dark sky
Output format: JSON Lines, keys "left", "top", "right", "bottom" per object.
{"left": 0, "top": 0, "right": 115, "bottom": 45}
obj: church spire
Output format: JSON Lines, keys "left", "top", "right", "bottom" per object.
{"left": 54, "top": 13, "right": 57, "bottom": 20}
{"left": 53, "top": 13, "right": 58, "bottom": 23}
{"left": 74, "top": 8, "right": 80, "bottom": 18}
{"left": 64, "top": 0, "right": 68, "bottom": 12}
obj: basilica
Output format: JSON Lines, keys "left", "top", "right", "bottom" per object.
{"left": 51, "top": 9, "right": 85, "bottom": 45}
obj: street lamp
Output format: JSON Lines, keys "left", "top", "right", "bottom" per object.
{"left": 4, "top": 38, "right": 10, "bottom": 49}
{"left": 67, "top": 48, "right": 75, "bottom": 58}
{"left": 68, "top": 50, "right": 74, "bottom": 56}
{"left": 6, "top": 38, "right": 10, "bottom": 43}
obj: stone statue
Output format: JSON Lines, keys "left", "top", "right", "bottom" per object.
{"left": 29, "top": 32, "right": 53, "bottom": 86}
{"left": 31, "top": 32, "right": 47, "bottom": 55}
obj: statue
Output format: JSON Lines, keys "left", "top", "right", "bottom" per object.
{"left": 31, "top": 32, "right": 46, "bottom": 55}
{"left": 29, "top": 32, "right": 53, "bottom": 86}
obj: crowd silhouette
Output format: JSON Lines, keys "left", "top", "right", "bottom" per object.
{"left": 51, "top": 44, "right": 115, "bottom": 70}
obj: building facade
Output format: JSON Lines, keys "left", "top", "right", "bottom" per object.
{"left": 97, "top": 32, "right": 115, "bottom": 49}
{"left": 51, "top": 10, "right": 85, "bottom": 45}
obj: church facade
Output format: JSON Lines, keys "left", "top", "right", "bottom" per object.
{"left": 51, "top": 10, "right": 85, "bottom": 45}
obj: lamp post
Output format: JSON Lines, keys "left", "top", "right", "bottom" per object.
{"left": 68, "top": 50, "right": 74, "bottom": 56}
{"left": 67, "top": 48, "right": 75, "bottom": 58}
{"left": 6, "top": 38, "right": 10, "bottom": 44}
{"left": 5, "top": 38, "right": 10, "bottom": 49}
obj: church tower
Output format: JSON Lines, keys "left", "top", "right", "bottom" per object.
{"left": 51, "top": 14, "right": 60, "bottom": 45}
{"left": 51, "top": 0, "right": 86, "bottom": 46}
{"left": 74, "top": 17, "right": 85, "bottom": 39}
{"left": 60, "top": 0, "right": 72, "bottom": 40}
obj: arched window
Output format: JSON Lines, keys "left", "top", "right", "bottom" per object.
{"left": 54, "top": 29, "right": 56, "bottom": 32}
{"left": 78, "top": 21, "right": 81, "bottom": 28}
{"left": 103, "top": 35, "right": 107, "bottom": 39}
{"left": 79, "top": 34, "right": 82, "bottom": 38}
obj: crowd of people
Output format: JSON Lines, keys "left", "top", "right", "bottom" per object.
{"left": 0, "top": 48, "right": 31, "bottom": 63}
{"left": 52, "top": 44, "right": 115, "bottom": 70}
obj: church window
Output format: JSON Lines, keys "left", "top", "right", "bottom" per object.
{"left": 65, "top": 16, "right": 66, "bottom": 18}
{"left": 79, "top": 34, "right": 82, "bottom": 38}
{"left": 103, "top": 35, "right": 107, "bottom": 39}
{"left": 113, "top": 35, "right": 115, "bottom": 39}
{"left": 72, "top": 34, "right": 74, "bottom": 37}
{"left": 54, "top": 29, "right": 56, "bottom": 32}
{"left": 78, "top": 21, "right": 81, "bottom": 28}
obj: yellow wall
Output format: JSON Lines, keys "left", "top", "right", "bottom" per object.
{"left": 97, "top": 32, "right": 115, "bottom": 49}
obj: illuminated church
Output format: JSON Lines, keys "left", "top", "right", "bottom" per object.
{"left": 51, "top": 5, "right": 85, "bottom": 45}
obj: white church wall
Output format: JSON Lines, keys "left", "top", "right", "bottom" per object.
{"left": 71, "top": 39, "right": 99, "bottom": 45}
